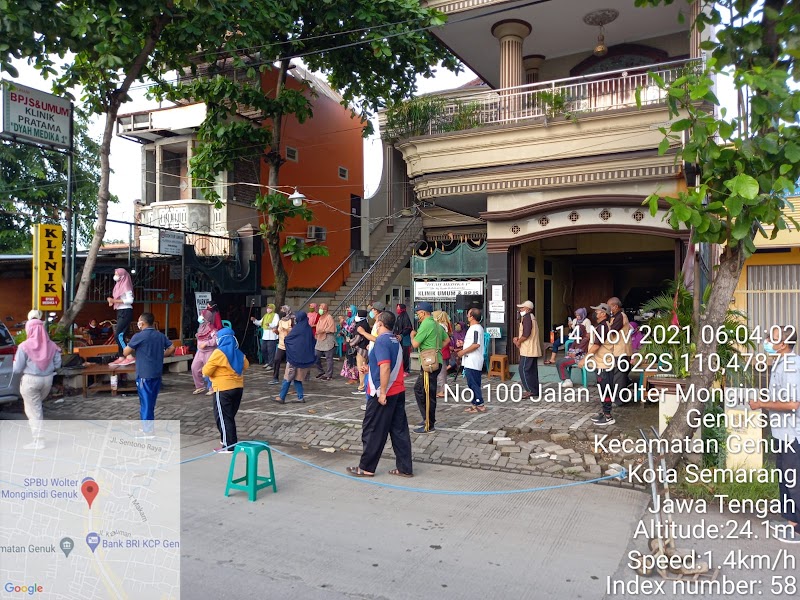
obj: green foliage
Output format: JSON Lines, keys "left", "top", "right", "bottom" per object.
{"left": 636, "top": 0, "right": 800, "bottom": 258}
{"left": 254, "top": 192, "right": 329, "bottom": 262}
{"left": 638, "top": 279, "right": 751, "bottom": 380}
{"left": 383, "top": 96, "right": 448, "bottom": 140}
{"left": 0, "top": 109, "right": 111, "bottom": 253}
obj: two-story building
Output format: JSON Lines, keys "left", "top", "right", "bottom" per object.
{"left": 385, "top": 0, "right": 705, "bottom": 356}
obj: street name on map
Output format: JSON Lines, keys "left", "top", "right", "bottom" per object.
{"left": 0, "top": 421, "right": 181, "bottom": 599}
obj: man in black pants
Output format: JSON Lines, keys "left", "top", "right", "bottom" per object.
{"left": 346, "top": 311, "right": 413, "bottom": 477}
{"left": 606, "top": 296, "right": 631, "bottom": 406}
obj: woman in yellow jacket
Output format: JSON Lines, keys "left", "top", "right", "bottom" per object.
{"left": 202, "top": 327, "right": 249, "bottom": 453}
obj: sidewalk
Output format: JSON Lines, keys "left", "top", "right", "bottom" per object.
{"left": 2, "top": 361, "right": 655, "bottom": 483}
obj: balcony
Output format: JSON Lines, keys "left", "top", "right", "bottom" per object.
{"left": 385, "top": 58, "right": 700, "bottom": 140}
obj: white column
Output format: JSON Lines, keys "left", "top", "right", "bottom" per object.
{"left": 491, "top": 20, "right": 532, "bottom": 120}
{"left": 523, "top": 54, "right": 545, "bottom": 84}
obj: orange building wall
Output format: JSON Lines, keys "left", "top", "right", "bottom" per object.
{"left": 259, "top": 69, "right": 364, "bottom": 292}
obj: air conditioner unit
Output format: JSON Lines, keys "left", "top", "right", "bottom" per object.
{"left": 306, "top": 226, "right": 327, "bottom": 242}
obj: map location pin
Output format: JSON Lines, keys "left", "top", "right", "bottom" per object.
{"left": 81, "top": 477, "right": 99, "bottom": 509}
{"left": 86, "top": 533, "right": 100, "bottom": 553}
{"left": 60, "top": 537, "right": 74, "bottom": 558}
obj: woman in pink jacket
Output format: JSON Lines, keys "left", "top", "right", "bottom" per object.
{"left": 192, "top": 309, "right": 218, "bottom": 394}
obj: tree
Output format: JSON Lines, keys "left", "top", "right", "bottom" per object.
{"left": 2, "top": 0, "right": 457, "bottom": 321}
{"left": 635, "top": 0, "right": 800, "bottom": 466}
{"left": 158, "top": 0, "right": 459, "bottom": 307}
{"left": 0, "top": 109, "right": 111, "bottom": 253}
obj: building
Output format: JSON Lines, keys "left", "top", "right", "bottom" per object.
{"left": 383, "top": 0, "right": 706, "bottom": 357}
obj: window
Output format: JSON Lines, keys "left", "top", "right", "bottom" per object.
{"left": 286, "top": 146, "right": 298, "bottom": 162}
{"left": 306, "top": 226, "right": 327, "bottom": 242}
{"left": 338, "top": 166, "right": 349, "bottom": 180}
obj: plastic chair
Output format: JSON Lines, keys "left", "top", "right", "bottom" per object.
{"left": 221, "top": 319, "right": 232, "bottom": 329}
{"left": 224, "top": 441, "right": 277, "bottom": 502}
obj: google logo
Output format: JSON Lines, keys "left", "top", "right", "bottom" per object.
{"left": 3, "top": 582, "right": 43, "bottom": 595}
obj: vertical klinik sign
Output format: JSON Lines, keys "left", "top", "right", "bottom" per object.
{"left": 32, "top": 224, "right": 64, "bottom": 311}
{"left": 0, "top": 81, "right": 73, "bottom": 150}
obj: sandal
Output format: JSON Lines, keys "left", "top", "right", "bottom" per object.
{"left": 388, "top": 469, "right": 413, "bottom": 478}
{"left": 464, "top": 406, "right": 487, "bottom": 413}
{"left": 346, "top": 466, "right": 374, "bottom": 477}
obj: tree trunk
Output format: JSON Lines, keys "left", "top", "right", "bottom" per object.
{"left": 660, "top": 243, "right": 746, "bottom": 469}
{"left": 58, "top": 9, "right": 172, "bottom": 329}
{"left": 265, "top": 59, "right": 290, "bottom": 308}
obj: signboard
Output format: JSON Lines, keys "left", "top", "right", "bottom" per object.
{"left": 195, "top": 292, "right": 212, "bottom": 317}
{"left": 159, "top": 230, "right": 185, "bottom": 256}
{"left": 414, "top": 280, "right": 483, "bottom": 301}
{"left": 488, "top": 300, "right": 505, "bottom": 313}
{"left": 490, "top": 312, "right": 505, "bottom": 323}
{"left": 32, "top": 224, "right": 63, "bottom": 310}
{"left": 1, "top": 81, "right": 72, "bottom": 150}
{"left": 486, "top": 327, "right": 502, "bottom": 339}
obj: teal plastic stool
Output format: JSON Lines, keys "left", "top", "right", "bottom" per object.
{"left": 224, "top": 441, "right": 277, "bottom": 501}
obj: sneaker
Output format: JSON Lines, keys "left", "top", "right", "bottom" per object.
{"left": 315, "top": 373, "right": 325, "bottom": 379}
{"left": 591, "top": 414, "right": 615, "bottom": 426}
{"left": 269, "top": 379, "right": 280, "bottom": 385}
{"left": 193, "top": 388, "right": 206, "bottom": 395}
{"left": 776, "top": 526, "right": 800, "bottom": 544}
{"left": 109, "top": 356, "right": 125, "bottom": 366}
{"left": 352, "top": 390, "right": 365, "bottom": 395}
{"left": 560, "top": 379, "right": 573, "bottom": 388}
{"left": 360, "top": 404, "right": 367, "bottom": 410}
{"left": 413, "top": 426, "right": 435, "bottom": 434}
{"left": 24, "top": 440, "right": 46, "bottom": 450}
{"left": 214, "top": 447, "right": 234, "bottom": 454}
{"left": 118, "top": 355, "right": 136, "bottom": 367}
{"left": 295, "top": 398, "right": 306, "bottom": 403}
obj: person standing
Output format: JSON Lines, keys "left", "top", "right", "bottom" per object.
{"left": 394, "top": 304, "right": 413, "bottom": 373}
{"left": 123, "top": 312, "right": 175, "bottom": 435}
{"left": 271, "top": 305, "right": 294, "bottom": 384}
{"left": 252, "top": 304, "right": 279, "bottom": 368}
{"left": 307, "top": 303, "right": 319, "bottom": 336}
{"left": 274, "top": 311, "right": 316, "bottom": 404}
{"left": 357, "top": 302, "right": 387, "bottom": 409}
{"left": 191, "top": 309, "right": 217, "bottom": 395}
{"left": 314, "top": 303, "right": 336, "bottom": 380}
{"left": 584, "top": 303, "right": 615, "bottom": 426}
{"left": 206, "top": 301, "right": 223, "bottom": 331}
{"left": 606, "top": 296, "right": 632, "bottom": 406}
{"left": 458, "top": 308, "right": 485, "bottom": 413}
{"left": 13, "top": 315, "right": 61, "bottom": 449}
{"left": 346, "top": 311, "right": 413, "bottom": 478}
{"left": 432, "top": 310, "right": 453, "bottom": 397}
{"left": 512, "top": 300, "right": 542, "bottom": 399}
{"left": 107, "top": 268, "right": 134, "bottom": 364}
{"left": 202, "top": 327, "right": 249, "bottom": 453}
{"left": 411, "top": 302, "right": 448, "bottom": 433}
{"left": 749, "top": 325, "right": 800, "bottom": 543}
{"left": 350, "top": 309, "right": 371, "bottom": 395}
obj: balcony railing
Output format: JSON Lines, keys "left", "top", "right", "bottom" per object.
{"left": 384, "top": 58, "right": 702, "bottom": 139}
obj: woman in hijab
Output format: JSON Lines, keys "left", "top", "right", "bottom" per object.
{"left": 191, "top": 309, "right": 218, "bottom": 395}
{"left": 556, "top": 308, "right": 591, "bottom": 388}
{"left": 202, "top": 327, "right": 249, "bottom": 453}
{"left": 345, "top": 304, "right": 357, "bottom": 327}
{"left": 107, "top": 268, "right": 134, "bottom": 362}
{"left": 393, "top": 304, "right": 413, "bottom": 373}
{"left": 449, "top": 321, "right": 467, "bottom": 381}
{"left": 432, "top": 310, "right": 453, "bottom": 396}
{"left": 271, "top": 305, "right": 294, "bottom": 385}
{"left": 547, "top": 307, "right": 588, "bottom": 365}
{"left": 14, "top": 316, "right": 61, "bottom": 449}
{"left": 274, "top": 311, "right": 316, "bottom": 404}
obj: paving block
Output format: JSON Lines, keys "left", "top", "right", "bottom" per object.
{"left": 500, "top": 446, "right": 521, "bottom": 454}
{"left": 492, "top": 436, "right": 512, "bottom": 444}
{"left": 550, "top": 432, "right": 571, "bottom": 443}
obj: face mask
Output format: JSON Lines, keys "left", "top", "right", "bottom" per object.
{"left": 369, "top": 310, "right": 376, "bottom": 319}
{"left": 267, "top": 308, "right": 273, "bottom": 313}
{"left": 519, "top": 311, "right": 526, "bottom": 318}
{"left": 764, "top": 341, "right": 776, "bottom": 354}
{"left": 347, "top": 311, "right": 352, "bottom": 317}
{"left": 198, "top": 316, "right": 205, "bottom": 324}
{"left": 319, "top": 309, "right": 325, "bottom": 315}
{"left": 113, "top": 275, "right": 120, "bottom": 281}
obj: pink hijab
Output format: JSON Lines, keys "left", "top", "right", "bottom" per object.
{"left": 19, "top": 319, "right": 59, "bottom": 371}
{"left": 112, "top": 268, "right": 133, "bottom": 299}
{"left": 197, "top": 309, "right": 216, "bottom": 341}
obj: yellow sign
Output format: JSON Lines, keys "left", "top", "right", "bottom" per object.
{"left": 32, "top": 224, "right": 63, "bottom": 310}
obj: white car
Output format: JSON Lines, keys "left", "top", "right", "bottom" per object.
{"left": 0, "top": 323, "right": 21, "bottom": 403}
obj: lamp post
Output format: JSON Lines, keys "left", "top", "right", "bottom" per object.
{"left": 288, "top": 188, "right": 306, "bottom": 207}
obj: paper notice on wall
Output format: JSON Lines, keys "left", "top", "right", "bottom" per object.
{"left": 492, "top": 285, "right": 503, "bottom": 302}
{"left": 488, "top": 301, "right": 505, "bottom": 313}
{"left": 489, "top": 312, "right": 505, "bottom": 323}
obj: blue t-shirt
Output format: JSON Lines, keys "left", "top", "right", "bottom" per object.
{"left": 128, "top": 328, "right": 172, "bottom": 379}
{"left": 366, "top": 333, "right": 404, "bottom": 397}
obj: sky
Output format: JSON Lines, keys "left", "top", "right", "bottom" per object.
{"left": 7, "top": 60, "right": 476, "bottom": 243}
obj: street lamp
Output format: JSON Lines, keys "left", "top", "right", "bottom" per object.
{"left": 289, "top": 188, "right": 306, "bottom": 207}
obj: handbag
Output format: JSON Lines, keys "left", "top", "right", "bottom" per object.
{"left": 175, "top": 345, "right": 190, "bottom": 356}
{"left": 419, "top": 348, "right": 440, "bottom": 373}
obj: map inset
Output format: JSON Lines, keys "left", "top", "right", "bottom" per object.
{"left": 0, "top": 420, "right": 180, "bottom": 599}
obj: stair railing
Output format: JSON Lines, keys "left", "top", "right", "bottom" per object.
{"left": 299, "top": 249, "right": 357, "bottom": 309}
{"left": 333, "top": 216, "right": 421, "bottom": 316}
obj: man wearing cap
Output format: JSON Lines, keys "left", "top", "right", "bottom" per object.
{"left": 606, "top": 297, "right": 632, "bottom": 406}
{"left": 411, "top": 301, "right": 447, "bottom": 433}
{"left": 584, "top": 303, "right": 615, "bottom": 425}
{"left": 512, "top": 300, "right": 542, "bottom": 399}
